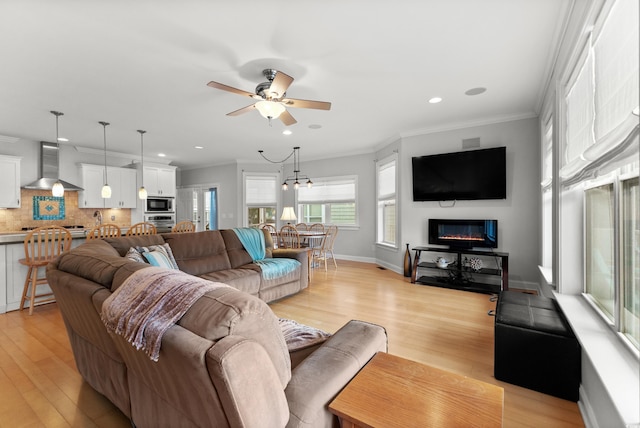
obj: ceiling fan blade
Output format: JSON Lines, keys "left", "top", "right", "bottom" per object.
{"left": 227, "top": 104, "right": 256, "bottom": 116}
{"left": 207, "top": 81, "right": 259, "bottom": 99}
{"left": 268, "top": 72, "right": 294, "bottom": 99}
{"left": 281, "top": 98, "right": 331, "bottom": 110}
{"left": 279, "top": 110, "right": 297, "bottom": 126}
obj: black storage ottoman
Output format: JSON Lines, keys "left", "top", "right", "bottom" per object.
{"left": 494, "top": 290, "right": 581, "bottom": 401}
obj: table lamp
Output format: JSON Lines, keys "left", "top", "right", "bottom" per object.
{"left": 280, "top": 206, "right": 297, "bottom": 224}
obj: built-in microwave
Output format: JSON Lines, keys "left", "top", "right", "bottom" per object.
{"left": 145, "top": 197, "right": 174, "bottom": 213}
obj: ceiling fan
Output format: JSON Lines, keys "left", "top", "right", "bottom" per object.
{"left": 207, "top": 69, "right": 331, "bottom": 126}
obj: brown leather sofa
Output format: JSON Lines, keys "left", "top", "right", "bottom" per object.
{"left": 47, "top": 230, "right": 388, "bottom": 427}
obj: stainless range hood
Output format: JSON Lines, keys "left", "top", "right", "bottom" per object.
{"left": 23, "top": 141, "right": 84, "bottom": 191}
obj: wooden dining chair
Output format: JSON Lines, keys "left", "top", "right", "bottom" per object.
{"left": 86, "top": 223, "right": 121, "bottom": 241}
{"left": 295, "top": 223, "right": 308, "bottom": 231}
{"left": 126, "top": 222, "right": 157, "bottom": 236}
{"left": 19, "top": 226, "right": 72, "bottom": 315}
{"left": 172, "top": 220, "right": 195, "bottom": 233}
{"left": 279, "top": 225, "right": 300, "bottom": 249}
{"left": 313, "top": 225, "right": 339, "bottom": 271}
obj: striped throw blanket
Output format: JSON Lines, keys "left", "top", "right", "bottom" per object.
{"left": 101, "top": 266, "right": 229, "bottom": 361}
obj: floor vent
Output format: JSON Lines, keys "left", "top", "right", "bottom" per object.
{"left": 377, "top": 266, "right": 386, "bottom": 270}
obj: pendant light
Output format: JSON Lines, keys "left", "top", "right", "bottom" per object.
{"left": 99, "top": 121, "right": 112, "bottom": 198}
{"left": 137, "top": 130, "right": 147, "bottom": 199}
{"left": 51, "top": 111, "right": 65, "bottom": 197}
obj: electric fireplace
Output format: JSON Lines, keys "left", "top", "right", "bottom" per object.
{"left": 428, "top": 219, "right": 498, "bottom": 249}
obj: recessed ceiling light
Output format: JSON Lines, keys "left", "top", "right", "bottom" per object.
{"left": 57, "top": 137, "right": 69, "bottom": 142}
{"left": 158, "top": 153, "right": 166, "bottom": 157}
{"left": 308, "top": 124, "right": 322, "bottom": 129}
{"left": 428, "top": 97, "right": 442, "bottom": 104}
{"left": 282, "top": 130, "right": 292, "bottom": 135}
{"left": 465, "top": 87, "right": 487, "bottom": 96}
{"left": 194, "top": 145, "right": 204, "bottom": 149}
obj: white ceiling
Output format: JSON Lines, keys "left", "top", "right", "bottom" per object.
{"left": 0, "top": 0, "right": 571, "bottom": 169}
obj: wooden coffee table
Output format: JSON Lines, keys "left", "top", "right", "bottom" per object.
{"left": 329, "top": 352, "right": 503, "bottom": 427}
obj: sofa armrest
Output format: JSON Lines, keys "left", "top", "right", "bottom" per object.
{"left": 285, "top": 320, "right": 387, "bottom": 428}
{"left": 273, "top": 248, "right": 308, "bottom": 262}
{"left": 273, "top": 248, "right": 309, "bottom": 289}
{"left": 206, "top": 336, "right": 290, "bottom": 428}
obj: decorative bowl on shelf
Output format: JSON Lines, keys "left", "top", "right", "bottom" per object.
{"left": 469, "top": 257, "right": 483, "bottom": 271}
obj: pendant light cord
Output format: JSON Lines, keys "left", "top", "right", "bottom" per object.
{"left": 99, "top": 121, "right": 110, "bottom": 183}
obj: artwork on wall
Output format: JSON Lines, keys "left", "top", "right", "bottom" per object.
{"left": 33, "top": 196, "right": 65, "bottom": 220}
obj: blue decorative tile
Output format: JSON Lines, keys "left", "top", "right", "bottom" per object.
{"left": 33, "top": 196, "right": 65, "bottom": 220}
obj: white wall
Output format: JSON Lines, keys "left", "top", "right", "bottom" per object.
{"left": 379, "top": 117, "right": 541, "bottom": 288}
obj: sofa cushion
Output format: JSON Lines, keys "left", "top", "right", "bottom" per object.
{"left": 105, "top": 235, "right": 166, "bottom": 257}
{"left": 220, "top": 229, "right": 255, "bottom": 268}
{"left": 55, "top": 240, "right": 133, "bottom": 289}
{"left": 162, "top": 230, "right": 233, "bottom": 276}
{"left": 178, "top": 286, "right": 291, "bottom": 387}
{"left": 199, "top": 268, "right": 261, "bottom": 295}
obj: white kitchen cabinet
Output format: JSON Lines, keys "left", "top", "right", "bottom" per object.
{"left": 79, "top": 164, "right": 138, "bottom": 208}
{"left": 4, "top": 238, "right": 83, "bottom": 313}
{"left": 108, "top": 167, "right": 137, "bottom": 208}
{"left": 0, "top": 155, "right": 21, "bottom": 208}
{"left": 78, "top": 164, "right": 106, "bottom": 208}
{"left": 144, "top": 166, "right": 176, "bottom": 197}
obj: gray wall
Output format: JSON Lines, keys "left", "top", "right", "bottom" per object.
{"left": 376, "top": 117, "right": 541, "bottom": 288}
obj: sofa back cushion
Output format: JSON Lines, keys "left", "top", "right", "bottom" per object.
{"left": 54, "top": 240, "right": 135, "bottom": 290}
{"left": 104, "top": 235, "right": 166, "bottom": 256}
{"left": 178, "top": 286, "right": 291, "bottom": 387}
{"left": 220, "top": 229, "right": 254, "bottom": 268}
{"left": 162, "top": 230, "right": 232, "bottom": 276}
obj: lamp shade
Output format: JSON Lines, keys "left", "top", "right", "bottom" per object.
{"left": 255, "top": 100, "right": 285, "bottom": 119}
{"left": 280, "top": 206, "right": 297, "bottom": 222}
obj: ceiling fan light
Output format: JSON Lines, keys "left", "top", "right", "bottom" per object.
{"left": 255, "top": 100, "right": 285, "bottom": 119}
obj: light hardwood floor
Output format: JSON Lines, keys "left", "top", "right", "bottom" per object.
{"left": 0, "top": 260, "right": 584, "bottom": 427}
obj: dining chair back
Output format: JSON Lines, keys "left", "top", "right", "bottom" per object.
{"left": 172, "top": 220, "right": 195, "bottom": 233}
{"left": 314, "top": 225, "right": 338, "bottom": 271}
{"left": 126, "top": 222, "right": 157, "bottom": 236}
{"left": 279, "top": 225, "right": 300, "bottom": 249}
{"left": 86, "top": 223, "right": 121, "bottom": 241}
{"left": 19, "top": 226, "right": 72, "bottom": 314}
{"left": 295, "top": 223, "right": 308, "bottom": 231}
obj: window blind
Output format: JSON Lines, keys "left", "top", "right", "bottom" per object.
{"left": 245, "top": 176, "right": 276, "bottom": 205}
{"left": 297, "top": 177, "right": 356, "bottom": 203}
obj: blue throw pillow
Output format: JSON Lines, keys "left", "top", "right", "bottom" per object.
{"left": 142, "top": 250, "right": 177, "bottom": 270}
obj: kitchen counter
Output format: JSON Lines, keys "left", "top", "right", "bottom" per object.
{"left": 0, "top": 228, "right": 93, "bottom": 244}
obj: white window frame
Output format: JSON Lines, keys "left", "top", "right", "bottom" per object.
{"left": 376, "top": 154, "right": 398, "bottom": 248}
{"left": 296, "top": 175, "right": 358, "bottom": 228}
{"left": 243, "top": 172, "right": 279, "bottom": 227}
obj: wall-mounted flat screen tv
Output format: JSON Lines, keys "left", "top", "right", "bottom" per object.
{"left": 412, "top": 146, "right": 506, "bottom": 201}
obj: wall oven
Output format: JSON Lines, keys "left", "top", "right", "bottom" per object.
{"left": 145, "top": 197, "right": 174, "bottom": 213}
{"left": 144, "top": 214, "right": 176, "bottom": 233}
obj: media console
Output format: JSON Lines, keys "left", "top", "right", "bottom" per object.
{"left": 411, "top": 246, "right": 509, "bottom": 294}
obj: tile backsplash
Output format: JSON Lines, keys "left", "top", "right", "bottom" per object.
{"left": 0, "top": 189, "right": 131, "bottom": 232}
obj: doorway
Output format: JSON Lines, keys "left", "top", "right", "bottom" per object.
{"left": 176, "top": 186, "right": 218, "bottom": 231}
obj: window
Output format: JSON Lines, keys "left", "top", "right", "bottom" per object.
{"left": 376, "top": 155, "right": 397, "bottom": 246}
{"left": 561, "top": 0, "right": 639, "bottom": 351}
{"left": 621, "top": 177, "right": 639, "bottom": 347}
{"left": 244, "top": 174, "right": 277, "bottom": 227}
{"left": 584, "top": 182, "right": 615, "bottom": 319}
{"left": 297, "top": 176, "right": 357, "bottom": 226}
